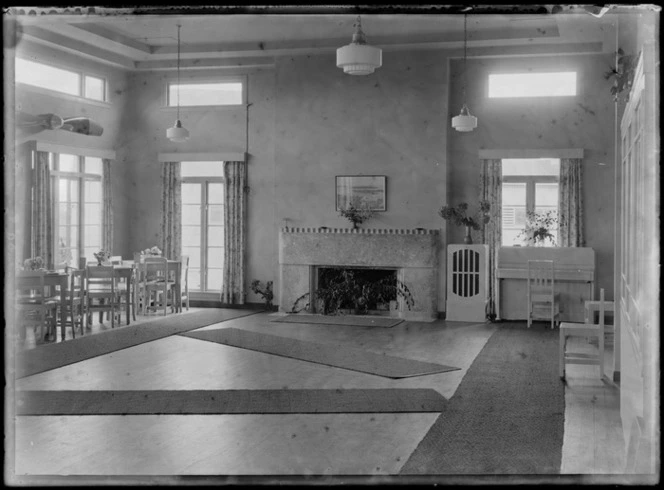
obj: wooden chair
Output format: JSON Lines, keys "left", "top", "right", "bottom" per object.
{"left": 140, "top": 257, "right": 177, "bottom": 316}
{"left": 109, "top": 256, "right": 123, "bottom": 265}
{"left": 526, "top": 259, "right": 561, "bottom": 329}
{"left": 559, "top": 288, "right": 607, "bottom": 380}
{"left": 16, "top": 271, "right": 59, "bottom": 343}
{"left": 60, "top": 267, "right": 86, "bottom": 339}
{"left": 85, "top": 265, "right": 121, "bottom": 329}
{"left": 179, "top": 255, "right": 190, "bottom": 311}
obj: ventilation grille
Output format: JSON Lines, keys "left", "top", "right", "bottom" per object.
{"left": 451, "top": 249, "right": 481, "bottom": 298}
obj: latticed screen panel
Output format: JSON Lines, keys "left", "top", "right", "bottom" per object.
{"left": 451, "top": 249, "right": 480, "bottom": 298}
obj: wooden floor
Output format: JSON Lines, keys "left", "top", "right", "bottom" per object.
{"left": 7, "top": 310, "right": 630, "bottom": 483}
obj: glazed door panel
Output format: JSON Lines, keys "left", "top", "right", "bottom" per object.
{"left": 619, "top": 42, "right": 658, "bottom": 475}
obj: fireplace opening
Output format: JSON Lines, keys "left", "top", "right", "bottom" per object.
{"left": 314, "top": 267, "right": 398, "bottom": 315}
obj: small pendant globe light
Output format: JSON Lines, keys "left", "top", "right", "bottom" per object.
{"left": 336, "top": 16, "right": 382, "bottom": 75}
{"left": 452, "top": 14, "right": 478, "bottom": 132}
{"left": 167, "top": 24, "right": 190, "bottom": 142}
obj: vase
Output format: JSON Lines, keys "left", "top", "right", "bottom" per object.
{"left": 463, "top": 226, "right": 473, "bottom": 244}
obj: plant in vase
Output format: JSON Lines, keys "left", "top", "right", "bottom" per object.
{"left": 141, "top": 246, "right": 162, "bottom": 256}
{"left": 517, "top": 210, "right": 558, "bottom": 247}
{"left": 339, "top": 201, "right": 376, "bottom": 229}
{"left": 438, "top": 201, "right": 491, "bottom": 244}
{"left": 93, "top": 249, "right": 112, "bottom": 265}
{"left": 22, "top": 256, "right": 44, "bottom": 271}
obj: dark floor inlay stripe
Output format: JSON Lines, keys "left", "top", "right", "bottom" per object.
{"left": 17, "top": 309, "right": 259, "bottom": 379}
{"left": 272, "top": 314, "right": 403, "bottom": 328}
{"left": 16, "top": 389, "right": 448, "bottom": 415}
{"left": 181, "top": 327, "right": 460, "bottom": 379}
{"left": 400, "top": 323, "right": 565, "bottom": 475}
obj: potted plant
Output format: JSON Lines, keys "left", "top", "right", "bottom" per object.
{"left": 438, "top": 201, "right": 491, "bottom": 244}
{"left": 22, "top": 256, "right": 45, "bottom": 271}
{"left": 605, "top": 48, "right": 636, "bottom": 102}
{"left": 93, "top": 249, "right": 112, "bottom": 265}
{"left": 250, "top": 279, "right": 274, "bottom": 309}
{"left": 339, "top": 202, "right": 376, "bottom": 229}
{"left": 314, "top": 268, "right": 414, "bottom": 316}
{"left": 517, "top": 210, "right": 558, "bottom": 247}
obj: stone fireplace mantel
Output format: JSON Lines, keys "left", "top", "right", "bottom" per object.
{"left": 278, "top": 227, "right": 440, "bottom": 321}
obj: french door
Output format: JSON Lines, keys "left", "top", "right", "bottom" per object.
{"left": 618, "top": 42, "right": 658, "bottom": 474}
{"left": 181, "top": 179, "right": 224, "bottom": 292}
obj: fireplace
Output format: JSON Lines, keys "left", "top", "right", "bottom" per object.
{"left": 314, "top": 266, "right": 398, "bottom": 314}
{"left": 279, "top": 227, "right": 440, "bottom": 321}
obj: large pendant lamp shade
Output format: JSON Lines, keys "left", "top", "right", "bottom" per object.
{"left": 167, "top": 24, "right": 189, "bottom": 142}
{"left": 452, "top": 14, "right": 477, "bottom": 132}
{"left": 336, "top": 16, "right": 382, "bottom": 75}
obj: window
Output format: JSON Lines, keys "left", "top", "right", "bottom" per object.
{"left": 181, "top": 161, "right": 225, "bottom": 292}
{"left": 168, "top": 81, "right": 243, "bottom": 107}
{"left": 501, "top": 158, "right": 559, "bottom": 246}
{"left": 50, "top": 154, "right": 103, "bottom": 267}
{"left": 16, "top": 58, "right": 107, "bottom": 101}
{"left": 488, "top": 72, "right": 576, "bottom": 98}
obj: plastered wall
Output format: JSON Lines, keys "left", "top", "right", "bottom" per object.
{"left": 13, "top": 41, "right": 621, "bottom": 311}
{"left": 446, "top": 53, "right": 617, "bottom": 299}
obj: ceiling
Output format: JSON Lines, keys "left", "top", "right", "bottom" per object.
{"left": 7, "top": 5, "right": 623, "bottom": 71}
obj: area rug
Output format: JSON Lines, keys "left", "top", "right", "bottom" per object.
{"left": 272, "top": 314, "right": 403, "bottom": 328}
{"left": 16, "top": 309, "right": 259, "bottom": 379}
{"left": 181, "top": 327, "right": 460, "bottom": 379}
{"left": 15, "top": 388, "right": 448, "bottom": 415}
{"left": 399, "top": 323, "right": 565, "bottom": 475}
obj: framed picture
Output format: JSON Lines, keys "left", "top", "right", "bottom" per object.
{"left": 336, "top": 175, "right": 387, "bottom": 211}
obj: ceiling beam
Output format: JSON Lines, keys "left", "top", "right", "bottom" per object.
{"left": 149, "top": 24, "right": 560, "bottom": 58}
{"left": 20, "top": 26, "right": 136, "bottom": 69}
{"left": 135, "top": 57, "right": 276, "bottom": 71}
{"left": 68, "top": 23, "right": 153, "bottom": 55}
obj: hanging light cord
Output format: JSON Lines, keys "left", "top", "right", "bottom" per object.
{"left": 176, "top": 24, "right": 181, "bottom": 121}
{"left": 462, "top": 14, "right": 468, "bottom": 103}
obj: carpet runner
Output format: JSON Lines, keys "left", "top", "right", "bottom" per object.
{"left": 399, "top": 323, "right": 565, "bottom": 474}
{"left": 182, "top": 327, "right": 460, "bottom": 379}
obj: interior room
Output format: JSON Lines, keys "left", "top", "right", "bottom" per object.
{"left": 4, "top": 4, "right": 659, "bottom": 484}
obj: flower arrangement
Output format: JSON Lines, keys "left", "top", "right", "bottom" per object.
{"left": 339, "top": 202, "right": 376, "bottom": 229}
{"left": 141, "top": 246, "right": 162, "bottom": 256}
{"left": 22, "top": 256, "right": 44, "bottom": 271}
{"left": 93, "top": 249, "right": 112, "bottom": 265}
{"left": 517, "top": 210, "right": 558, "bottom": 246}
{"left": 438, "top": 201, "right": 491, "bottom": 230}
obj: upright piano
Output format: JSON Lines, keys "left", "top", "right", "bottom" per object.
{"left": 496, "top": 246, "right": 595, "bottom": 323}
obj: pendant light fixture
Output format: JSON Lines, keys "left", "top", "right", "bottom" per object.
{"left": 167, "top": 24, "right": 189, "bottom": 142}
{"left": 336, "top": 16, "right": 382, "bottom": 75}
{"left": 452, "top": 14, "right": 478, "bottom": 132}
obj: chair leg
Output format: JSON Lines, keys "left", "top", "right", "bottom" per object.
{"left": 559, "top": 330, "right": 566, "bottom": 379}
{"left": 598, "top": 330, "right": 605, "bottom": 379}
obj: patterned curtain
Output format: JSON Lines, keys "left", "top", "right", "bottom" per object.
{"left": 160, "top": 162, "right": 182, "bottom": 260}
{"left": 102, "top": 159, "right": 114, "bottom": 253}
{"left": 558, "top": 158, "right": 584, "bottom": 247}
{"left": 479, "top": 158, "right": 502, "bottom": 319}
{"left": 32, "top": 150, "right": 53, "bottom": 269}
{"left": 221, "top": 161, "right": 246, "bottom": 305}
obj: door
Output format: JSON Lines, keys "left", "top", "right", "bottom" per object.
{"left": 618, "top": 42, "right": 659, "bottom": 475}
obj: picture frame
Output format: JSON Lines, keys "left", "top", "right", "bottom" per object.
{"left": 335, "top": 175, "right": 387, "bottom": 211}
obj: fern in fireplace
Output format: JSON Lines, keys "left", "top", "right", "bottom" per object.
{"left": 314, "top": 268, "right": 414, "bottom": 315}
